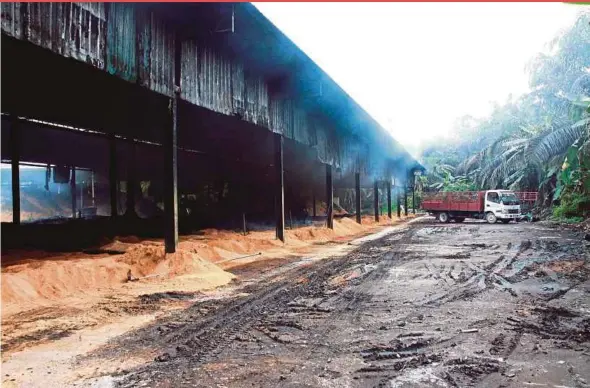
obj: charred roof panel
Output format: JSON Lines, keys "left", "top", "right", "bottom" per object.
{"left": 138, "top": 8, "right": 175, "bottom": 96}
{"left": 1, "top": 2, "right": 423, "bottom": 177}
{"left": 106, "top": 3, "right": 135, "bottom": 81}
{"left": 22, "top": 3, "right": 106, "bottom": 69}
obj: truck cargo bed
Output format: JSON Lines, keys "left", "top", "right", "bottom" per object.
{"left": 421, "top": 191, "right": 485, "bottom": 213}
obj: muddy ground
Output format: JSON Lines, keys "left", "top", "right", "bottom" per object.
{"left": 3, "top": 217, "right": 589, "bottom": 387}
{"left": 59, "top": 217, "right": 587, "bottom": 388}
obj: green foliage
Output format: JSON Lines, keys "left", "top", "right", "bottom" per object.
{"left": 553, "top": 192, "right": 590, "bottom": 219}
{"left": 420, "top": 12, "right": 590, "bottom": 220}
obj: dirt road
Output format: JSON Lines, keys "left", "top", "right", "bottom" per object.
{"left": 75, "top": 219, "right": 590, "bottom": 387}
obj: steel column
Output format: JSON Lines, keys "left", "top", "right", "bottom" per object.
{"left": 109, "top": 134, "right": 118, "bottom": 218}
{"left": 164, "top": 94, "right": 179, "bottom": 253}
{"left": 165, "top": 40, "right": 181, "bottom": 253}
{"left": 326, "top": 164, "right": 333, "bottom": 229}
{"left": 10, "top": 116, "right": 20, "bottom": 225}
{"left": 404, "top": 183, "right": 408, "bottom": 216}
{"left": 387, "top": 182, "right": 392, "bottom": 218}
{"left": 274, "top": 133, "right": 285, "bottom": 241}
{"left": 70, "top": 166, "right": 76, "bottom": 218}
{"left": 397, "top": 186, "right": 401, "bottom": 218}
{"left": 412, "top": 182, "right": 416, "bottom": 214}
{"left": 374, "top": 180, "right": 379, "bottom": 222}
{"left": 355, "top": 171, "right": 361, "bottom": 224}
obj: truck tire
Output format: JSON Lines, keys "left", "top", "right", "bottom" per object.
{"left": 438, "top": 212, "right": 450, "bottom": 223}
{"left": 501, "top": 219, "right": 510, "bottom": 224}
{"left": 454, "top": 217, "right": 465, "bottom": 223}
{"left": 486, "top": 212, "right": 497, "bottom": 224}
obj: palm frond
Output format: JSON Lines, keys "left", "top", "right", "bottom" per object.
{"left": 533, "top": 124, "right": 586, "bottom": 162}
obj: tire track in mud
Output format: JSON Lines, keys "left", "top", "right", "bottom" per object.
{"left": 348, "top": 234, "right": 539, "bottom": 387}
{"left": 420, "top": 240, "right": 534, "bottom": 306}
{"left": 114, "top": 225, "right": 421, "bottom": 387}
{"left": 100, "top": 222, "right": 588, "bottom": 388}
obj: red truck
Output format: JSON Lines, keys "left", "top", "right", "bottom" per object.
{"left": 421, "top": 190, "right": 538, "bottom": 224}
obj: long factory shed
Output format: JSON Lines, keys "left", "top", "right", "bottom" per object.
{"left": 1, "top": 2, "right": 424, "bottom": 252}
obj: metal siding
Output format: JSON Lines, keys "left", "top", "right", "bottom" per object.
{"left": 23, "top": 3, "right": 105, "bottom": 69}
{"left": 244, "top": 73, "right": 269, "bottom": 127}
{"left": 195, "top": 46, "right": 233, "bottom": 115}
{"left": 339, "top": 135, "right": 359, "bottom": 174}
{"left": 269, "top": 97, "right": 284, "bottom": 135}
{"left": 231, "top": 61, "right": 246, "bottom": 117}
{"left": 149, "top": 13, "right": 174, "bottom": 96}
{"left": 106, "top": 3, "right": 135, "bottom": 80}
{"left": 0, "top": 3, "right": 403, "bottom": 172}
{"left": 197, "top": 47, "right": 212, "bottom": 111}
{"left": 137, "top": 10, "right": 174, "bottom": 96}
{"left": 269, "top": 97, "right": 292, "bottom": 136}
{"left": 180, "top": 40, "right": 199, "bottom": 105}
{"left": 292, "top": 105, "right": 312, "bottom": 146}
{"left": 314, "top": 121, "right": 330, "bottom": 166}
{"left": 1, "top": 2, "right": 22, "bottom": 39}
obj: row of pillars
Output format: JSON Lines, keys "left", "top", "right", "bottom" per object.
{"left": 9, "top": 115, "right": 140, "bottom": 224}
{"left": 7, "top": 42, "right": 417, "bottom": 254}
{"left": 10, "top": 116, "right": 412, "bottom": 250}
{"left": 9, "top": 113, "right": 413, "bottom": 254}
{"left": 272, "top": 130, "right": 410, "bottom": 243}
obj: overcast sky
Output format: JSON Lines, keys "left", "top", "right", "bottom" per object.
{"left": 254, "top": 3, "right": 581, "bottom": 157}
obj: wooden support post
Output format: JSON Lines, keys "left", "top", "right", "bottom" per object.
{"left": 10, "top": 116, "right": 21, "bottom": 225}
{"left": 326, "top": 164, "right": 334, "bottom": 229}
{"left": 70, "top": 166, "right": 76, "bottom": 218}
{"left": 387, "top": 181, "right": 392, "bottom": 218}
{"left": 397, "top": 186, "right": 401, "bottom": 218}
{"left": 355, "top": 171, "right": 361, "bottom": 224}
{"left": 404, "top": 183, "right": 408, "bottom": 216}
{"left": 374, "top": 179, "right": 379, "bottom": 222}
{"left": 274, "top": 133, "right": 285, "bottom": 242}
{"left": 242, "top": 213, "right": 247, "bottom": 236}
{"left": 312, "top": 190, "right": 316, "bottom": 217}
{"left": 125, "top": 141, "right": 137, "bottom": 218}
{"left": 109, "top": 134, "right": 118, "bottom": 218}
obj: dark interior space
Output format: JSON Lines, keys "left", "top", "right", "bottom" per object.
{"left": 1, "top": 35, "right": 362, "bottom": 251}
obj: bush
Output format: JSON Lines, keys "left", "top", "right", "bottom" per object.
{"left": 552, "top": 192, "right": 590, "bottom": 220}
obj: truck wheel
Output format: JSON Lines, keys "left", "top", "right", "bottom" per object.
{"left": 501, "top": 219, "right": 510, "bottom": 224}
{"left": 454, "top": 217, "right": 465, "bottom": 223}
{"left": 486, "top": 212, "right": 497, "bottom": 224}
{"left": 438, "top": 212, "right": 450, "bottom": 223}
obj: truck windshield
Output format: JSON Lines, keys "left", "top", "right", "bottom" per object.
{"left": 500, "top": 193, "right": 520, "bottom": 205}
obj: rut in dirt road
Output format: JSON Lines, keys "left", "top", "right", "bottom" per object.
{"left": 85, "top": 219, "right": 589, "bottom": 388}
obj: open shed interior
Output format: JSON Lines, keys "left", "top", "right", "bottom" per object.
{"left": 1, "top": 3, "right": 422, "bottom": 251}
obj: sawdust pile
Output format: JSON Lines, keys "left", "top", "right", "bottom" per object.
{"left": 1, "top": 216, "right": 411, "bottom": 313}
{"left": 1, "top": 246, "right": 234, "bottom": 308}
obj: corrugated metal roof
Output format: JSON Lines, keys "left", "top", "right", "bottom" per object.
{"left": 1, "top": 3, "right": 23, "bottom": 39}
{"left": 1, "top": 2, "right": 422, "bottom": 176}
{"left": 106, "top": 3, "right": 135, "bottom": 80}
{"left": 17, "top": 3, "right": 106, "bottom": 69}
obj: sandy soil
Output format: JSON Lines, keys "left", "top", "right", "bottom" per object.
{"left": 1, "top": 215, "right": 412, "bottom": 387}
{"left": 66, "top": 217, "right": 589, "bottom": 388}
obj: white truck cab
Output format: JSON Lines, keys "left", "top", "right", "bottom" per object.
{"left": 484, "top": 190, "right": 521, "bottom": 224}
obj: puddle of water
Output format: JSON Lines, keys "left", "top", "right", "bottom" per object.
{"left": 389, "top": 366, "right": 449, "bottom": 388}
{"left": 512, "top": 279, "right": 569, "bottom": 296}
{"left": 86, "top": 375, "right": 119, "bottom": 388}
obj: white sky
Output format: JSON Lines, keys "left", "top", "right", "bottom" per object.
{"left": 253, "top": 3, "right": 582, "bottom": 157}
